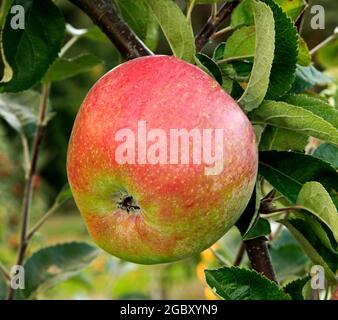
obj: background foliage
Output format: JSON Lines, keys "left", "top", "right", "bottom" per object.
{"left": 0, "top": 0, "right": 337, "bottom": 300}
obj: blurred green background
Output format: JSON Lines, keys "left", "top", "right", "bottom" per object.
{"left": 0, "top": 0, "right": 337, "bottom": 299}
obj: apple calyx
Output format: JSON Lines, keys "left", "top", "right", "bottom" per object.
{"left": 116, "top": 193, "right": 140, "bottom": 214}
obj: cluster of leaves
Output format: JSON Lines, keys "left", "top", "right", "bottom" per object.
{"left": 136, "top": 0, "right": 337, "bottom": 299}
{"left": 193, "top": 0, "right": 337, "bottom": 300}
{"left": 0, "top": 0, "right": 337, "bottom": 300}
{"left": 0, "top": 0, "right": 105, "bottom": 299}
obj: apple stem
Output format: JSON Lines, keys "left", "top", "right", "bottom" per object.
{"left": 195, "top": 0, "right": 240, "bottom": 52}
{"left": 244, "top": 237, "right": 278, "bottom": 283}
{"left": 68, "top": 0, "right": 153, "bottom": 60}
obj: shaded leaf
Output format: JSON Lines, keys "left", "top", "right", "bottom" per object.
{"left": 219, "top": 61, "right": 252, "bottom": 83}
{"left": 283, "top": 276, "right": 311, "bottom": 300}
{"left": 0, "top": 0, "right": 64, "bottom": 92}
{"left": 195, "top": 53, "right": 222, "bottom": 85}
{"left": 236, "top": 184, "right": 261, "bottom": 236}
{"left": 313, "top": 143, "right": 338, "bottom": 169}
{"left": 270, "top": 230, "right": 308, "bottom": 281}
{"left": 258, "top": 151, "right": 338, "bottom": 208}
{"left": 259, "top": 126, "right": 308, "bottom": 152}
{"left": 243, "top": 218, "right": 271, "bottom": 240}
{"left": 291, "top": 65, "right": 332, "bottom": 93}
{"left": 0, "top": 273, "right": 7, "bottom": 300}
{"left": 205, "top": 266, "right": 291, "bottom": 300}
{"left": 213, "top": 43, "right": 226, "bottom": 61}
{"left": 0, "top": 91, "right": 42, "bottom": 133}
{"left": 44, "top": 54, "right": 102, "bottom": 83}
{"left": 281, "top": 218, "right": 338, "bottom": 284}
{"left": 22, "top": 242, "right": 100, "bottom": 299}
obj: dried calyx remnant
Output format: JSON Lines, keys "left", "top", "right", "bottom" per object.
{"left": 117, "top": 193, "right": 140, "bottom": 213}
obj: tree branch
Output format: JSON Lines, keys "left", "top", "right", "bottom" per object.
{"left": 7, "top": 84, "right": 50, "bottom": 300}
{"left": 244, "top": 237, "right": 277, "bottom": 283}
{"left": 0, "top": 261, "right": 10, "bottom": 282}
{"left": 195, "top": 0, "right": 240, "bottom": 52}
{"left": 68, "top": 0, "right": 153, "bottom": 60}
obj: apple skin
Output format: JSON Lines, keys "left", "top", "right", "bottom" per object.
{"left": 67, "top": 55, "right": 258, "bottom": 264}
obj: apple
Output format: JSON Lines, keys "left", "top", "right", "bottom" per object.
{"left": 67, "top": 55, "right": 258, "bottom": 264}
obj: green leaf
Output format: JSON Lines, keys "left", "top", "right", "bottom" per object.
{"left": 297, "top": 36, "right": 311, "bottom": 66}
{"left": 298, "top": 213, "right": 337, "bottom": 253}
{"left": 291, "top": 65, "right": 333, "bottom": 93}
{"left": 284, "top": 94, "right": 338, "bottom": 130}
{"left": 270, "top": 230, "right": 309, "bottom": 281}
{"left": 317, "top": 39, "right": 338, "bottom": 68}
{"left": 283, "top": 276, "right": 311, "bottom": 300}
{"left": 55, "top": 184, "right": 73, "bottom": 206}
{"left": 0, "top": 91, "right": 43, "bottom": 133}
{"left": 22, "top": 242, "right": 100, "bottom": 299}
{"left": 297, "top": 182, "right": 338, "bottom": 244}
{"left": 281, "top": 218, "right": 338, "bottom": 284}
{"left": 195, "top": 53, "right": 222, "bottom": 85}
{"left": 142, "top": 0, "right": 195, "bottom": 62}
{"left": 313, "top": 143, "right": 338, "bottom": 169}
{"left": 0, "top": 0, "right": 14, "bottom": 27}
{"left": 195, "top": 0, "right": 223, "bottom": 3}
{"left": 274, "top": 0, "right": 307, "bottom": 21}
{"left": 219, "top": 61, "right": 252, "bottom": 83}
{"left": 213, "top": 43, "right": 226, "bottom": 61}
{"left": 231, "top": 0, "right": 254, "bottom": 28}
{"left": 0, "top": 0, "right": 65, "bottom": 92}
{"left": 243, "top": 218, "right": 271, "bottom": 240}
{"left": 83, "top": 27, "right": 110, "bottom": 43}
{"left": 250, "top": 100, "right": 338, "bottom": 145}
{"left": 0, "top": 273, "right": 7, "bottom": 300}
{"left": 219, "top": 26, "right": 255, "bottom": 62}
{"left": 263, "top": 0, "right": 298, "bottom": 99}
{"left": 205, "top": 266, "right": 291, "bottom": 300}
{"left": 238, "top": 0, "right": 275, "bottom": 112}
{"left": 236, "top": 184, "right": 261, "bottom": 236}
{"left": 258, "top": 151, "right": 338, "bottom": 208}
{"left": 259, "top": 126, "right": 308, "bottom": 151}
{"left": 43, "top": 54, "right": 102, "bottom": 83}
{"left": 116, "top": 0, "right": 159, "bottom": 50}
{"left": 0, "top": 0, "right": 14, "bottom": 82}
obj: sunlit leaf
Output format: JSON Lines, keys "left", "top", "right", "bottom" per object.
{"left": 22, "top": 242, "right": 100, "bottom": 299}
{"left": 238, "top": 0, "right": 275, "bottom": 112}
{"left": 142, "top": 0, "right": 195, "bottom": 62}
